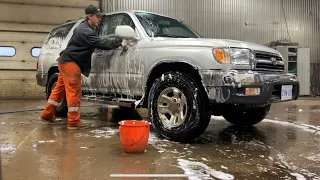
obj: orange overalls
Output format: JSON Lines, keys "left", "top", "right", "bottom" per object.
{"left": 40, "top": 62, "right": 82, "bottom": 126}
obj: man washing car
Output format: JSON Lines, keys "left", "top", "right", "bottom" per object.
{"left": 39, "top": 5, "right": 128, "bottom": 129}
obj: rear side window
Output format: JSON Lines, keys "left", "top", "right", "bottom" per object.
{"left": 47, "top": 21, "right": 76, "bottom": 41}
{"left": 0, "top": 46, "right": 16, "bottom": 57}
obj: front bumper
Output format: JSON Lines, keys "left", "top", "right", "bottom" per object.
{"left": 36, "top": 72, "right": 47, "bottom": 87}
{"left": 200, "top": 70, "right": 299, "bottom": 104}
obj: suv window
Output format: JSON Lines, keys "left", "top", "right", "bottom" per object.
{"left": 47, "top": 22, "right": 76, "bottom": 41}
{"left": 135, "top": 12, "right": 200, "bottom": 38}
{"left": 100, "top": 13, "right": 135, "bottom": 37}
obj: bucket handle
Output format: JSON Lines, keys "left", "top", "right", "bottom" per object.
{"left": 121, "top": 130, "right": 147, "bottom": 147}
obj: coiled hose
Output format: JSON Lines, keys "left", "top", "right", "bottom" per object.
{"left": 0, "top": 104, "right": 103, "bottom": 115}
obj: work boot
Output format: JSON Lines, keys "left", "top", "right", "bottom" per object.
{"left": 67, "top": 120, "right": 90, "bottom": 130}
{"left": 39, "top": 116, "right": 57, "bottom": 124}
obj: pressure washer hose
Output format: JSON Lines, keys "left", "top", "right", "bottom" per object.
{"left": 0, "top": 104, "right": 104, "bottom": 115}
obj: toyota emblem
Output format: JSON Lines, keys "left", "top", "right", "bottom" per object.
{"left": 270, "top": 57, "right": 277, "bottom": 65}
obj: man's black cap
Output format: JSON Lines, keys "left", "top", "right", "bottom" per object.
{"left": 85, "top": 5, "right": 103, "bottom": 17}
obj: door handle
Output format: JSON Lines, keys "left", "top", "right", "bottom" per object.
{"left": 96, "top": 51, "right": 103, "bottom": 57}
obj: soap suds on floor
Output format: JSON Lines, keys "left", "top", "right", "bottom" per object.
{"left": 212, "top": 116, "right": 320, "bottom": 135}
{"left": 277, "top": 154, "right": 319, "bottom": 179}
{"left": 148, "top": 133, "right": 171, "bottom": 145}
{"left": 305, "top": 154, "right": 320, "bottom": 162}
{"left": 89, "top": 127, "right": 119, "bottom": 138}
{"left": 263, "top": 119, "right": 320, "bottom": 135}
{"left": 257, "top": 164, "right": 268, "bottom": 172}
{"left": 148, "top": 133, "right": 188, "bottom": 155}
{"left": 148, "top": 133, "right": 171, "bottom": 153}
{"left": 0, "top": 144, "right": 16, "bottom": 153}
{"left": 201, "top": 158, "right": 209, "bottom": 161}
{"left": 300, "top": 124, "right": 320, "bottom": 131}
{"left": 177, "top": 159, "right": 234, "bottom": 180}
{"left": 221, "top": 165, "right": 228, "bottom": 170}
{"left": 290, "top": 173, "right": 306, "bottom": 180}
{"left": 75, "top": 127, "right": 119, "bottom": 139}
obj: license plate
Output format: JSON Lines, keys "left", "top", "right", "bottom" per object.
{"left": 281, "top": 85, "right": 293, "bottom": 101}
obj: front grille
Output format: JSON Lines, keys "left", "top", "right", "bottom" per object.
{"left": 255, "top": 63, "right": 285, "bottom": 70}
{"left": 254, "top": 51, "right": 285, "bottom": 71}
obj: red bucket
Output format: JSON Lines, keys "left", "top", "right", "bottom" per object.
{"left": 119, "top": 120, "right": 151, "bottom": 153}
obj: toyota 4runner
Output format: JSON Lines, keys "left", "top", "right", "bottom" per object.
{"left": 36, "top": 11, "right": 299, "bottom": 142}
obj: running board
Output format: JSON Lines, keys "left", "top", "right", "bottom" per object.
{"left": 105, "top": 100, "right": 135, "bottom": 109}
{"left": 82, "top": 95, "right": 136, "bottom": 109}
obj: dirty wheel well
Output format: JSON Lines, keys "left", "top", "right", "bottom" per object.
{"left": 47, "top": 67, "right": 59, "bottom": 83}
{"left": 143, "top": 62, "right": 209, "bottom": 107}
{"left": 46, "top": 66, "right": 59, "bottom": 91}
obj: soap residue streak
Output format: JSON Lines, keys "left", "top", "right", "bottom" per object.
{"left": 177, "top": 159, "right": 234, "bottom": 180}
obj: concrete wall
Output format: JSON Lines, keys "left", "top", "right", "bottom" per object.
{"left": 0, "top": 0, "right": 100, "bottom": 99}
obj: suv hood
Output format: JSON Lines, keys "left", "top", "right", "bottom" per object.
{"left": 150, "top": 37, "right": 281, "bottom": 56}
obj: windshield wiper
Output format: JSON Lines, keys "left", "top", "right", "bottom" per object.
{"left": 154, "top": 34, "right": 189, "bottom": 38}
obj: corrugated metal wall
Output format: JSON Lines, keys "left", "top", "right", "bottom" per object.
{"left": 102, "top": 0, "right": 320, "bottom": 63}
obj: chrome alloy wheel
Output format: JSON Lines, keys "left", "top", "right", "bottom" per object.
{"left": 157, "top": 87, "right": 188, "bottom": 129}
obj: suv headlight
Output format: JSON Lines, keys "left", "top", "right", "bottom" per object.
{"left": 213, "top": 48, "right": 254, "bottom": 65}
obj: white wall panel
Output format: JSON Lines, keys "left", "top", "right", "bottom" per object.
{"left": 0, "top": 42, "right": 42, "bottom": 70}
{"left": 0, "top": 31, "right": 46, "bottom": 99}
{"left": 0, "top": 71, "right": 45, "bottom": 99}
{"left": 0, "top": 61, "right": 37, "bottom": 71}
{"left": 0, "top": 0, "right": 101, "bottom": 99}
{"left": 0, "top": 22, "right": 56, "bottom": 33}
{"left": 0, "top": 32, "right": 47, "bottom": 43}
{"left": 0, "top": 3, "right": 84, "bottom": 25}
{"left": 0, "top": 42, "right": 43, "bottom": 60}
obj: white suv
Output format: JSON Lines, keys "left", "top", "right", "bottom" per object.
{"left": 36, "top": 11, "right": 299, "bottom": 142}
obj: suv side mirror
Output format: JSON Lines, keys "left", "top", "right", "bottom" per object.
{"left": 115, "top": 25, "right": 139, "bottom": 41}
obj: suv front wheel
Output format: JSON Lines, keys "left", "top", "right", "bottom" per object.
{"left": 46, "top": 73, "right": 68, "bottom": 117}
{"left": 148, "top": 72, "right": 211, "bottom": 142}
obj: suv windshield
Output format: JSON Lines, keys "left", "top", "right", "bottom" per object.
{"left": 135, "top": 12, "right": 200, "bottom": 38}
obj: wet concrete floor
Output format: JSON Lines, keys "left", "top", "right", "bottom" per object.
{"left": 0, "top": 98, "right": 319, "bottom": 180}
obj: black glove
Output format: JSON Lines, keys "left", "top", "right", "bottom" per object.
{"left": 115, "top": 39, "right": 123, "bottom": 48}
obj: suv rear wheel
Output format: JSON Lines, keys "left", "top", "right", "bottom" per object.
{"left": 46, "top": 73, "right": 68, "bottom": 117}
{"left": 222, "top": 104, "right": 271, "bottom": 126}
{"left": 148, "top": 72, "right": 211, "bottom": 142}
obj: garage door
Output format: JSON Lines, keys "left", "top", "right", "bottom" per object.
{"left": 0, "top": 0, "right": 99, "bottom": 99}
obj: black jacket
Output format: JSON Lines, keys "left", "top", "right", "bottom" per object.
{"left": 57, "top": 21, "right": 122, "bottom": 77}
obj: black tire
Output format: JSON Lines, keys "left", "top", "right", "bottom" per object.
{"left": 148, "top": 71, "right": 211, "bottom": 142}
{"left": 46, "top": 73, "right": 68, "bottom": 117}
{"left": 222, "top": 104, "right": 271, "bottom": 126}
